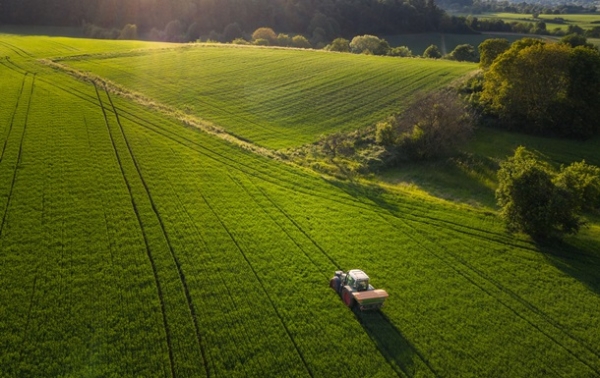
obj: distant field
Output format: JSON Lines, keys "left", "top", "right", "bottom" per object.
{"left": 62, "top": 45, "right": 475, "bottom": 149}
{"left": 456, "top": 12, "right": 600, "bottom": 33}
{"left": 1, "top": 33, "right": 600, "bottom": 377}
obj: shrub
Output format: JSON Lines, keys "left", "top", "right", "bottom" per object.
{"left": 292, "top": 35, "right": 311, "bottom": 49}
{"left": 276, "top": 33, "right": 293, "bottom": 47}
{"left": 349, "top": 35, "right": 390, "bottom": 55}
{"left": 326, "top": 38, "right": 350, "bottom": 52}
{"left": 253, "top": 38, "right": 270, "bottom": 46}
{"left": 423, "top": 44, "right": 442, "bottom": 59}
{"left": 232, "top": 38, "right": 250, "bottom": 45}
{"left": 387, "top": 46, "right": 413, "bottom": 57}
{"left": 375, "top": 120, "right": 396, "bottom": 146}
{"left": 446, "top": 44, "right": 478, "bottom": 62}
{"left": 395, "top": 90, "right": 474, "bottom": 160}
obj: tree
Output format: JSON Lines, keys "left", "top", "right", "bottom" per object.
{"left": 560, "top": 33, "right": 594, "bottom": 48}
{"left": 387, "top": 46, "right": 413, "bottom": 57}
{"left": 252, "top": 27, "right": 276, "bottom": 44}
{"left": 119, "top": 24, "right": 137, "bottom": 40}
{"left": 423, "top": 44, "right": 442, "bottom": 59}
{"left": 223, "top": 22, "right": 243, "bottom": 42}
{"left": 555, "top": 161, "right": 600, "bottom": 212}
{"left": 292, "top": 35, "right": 311, "bottom": 49}
{"left": 349, "top": 35, "right": 390, "bottom": 55}
{"left": 496, "top": 147, "right": 582, "bottom": 238}
{"left": 446, "top": 44, "right": 478, "bottom": 62}
{"left": 326, "top": 38, "right": 350, "bottom": 52}
{"left": 481, "top": 40, "right": 600, "bottom": 138}
{"left": 478, "top": 38, "right": 509, "bottom": 69}
{"left": 164, "top": 19, "right": 184, "bottom": 42}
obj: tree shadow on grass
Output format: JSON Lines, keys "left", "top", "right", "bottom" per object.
{"left": 536, "top": 236, "right": 600, "bottom": 296}
{"left": 351, "top": 308, "right": 438, "bottom": 378}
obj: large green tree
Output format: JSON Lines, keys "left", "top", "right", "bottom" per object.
{"left": 481, "top": 39, "right": 600, "bottom": 138}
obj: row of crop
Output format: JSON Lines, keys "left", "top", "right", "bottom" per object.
{"left": 65, "top": 45, "right": 475, "bottom": 148}
{"left": 0, "top": 66, "right": 173, "bottom": 376}
{"left": 103, "top": 91, "right": 402, "bottom": 376}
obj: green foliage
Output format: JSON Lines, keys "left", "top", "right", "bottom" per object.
{"left": 446, "top": 44, "right": 478, "bottom": 62}
{"left": 478, "top": 38, "right": 510, "bottom": 69}
{"left": 232, "top": 38, "right": 250, "bottom": 45}
{"left": 496, "top": 147, "right": 599, "bottom": 237}
{"left": 276, "top": 33, "right": 293, "bottom": 47}
{"left": 555, "top": 161, "right": 600, "bottom": 212}
{"left": 481, "top": 39, "right": 600, "bottom": 138}
{"left": 387, "top": 46, "right": 413, "bottom": 57}
{"left": 252, "top": 27, "right": 277, "bottom": 44}
{"left": 349, "top": 35, "right": 390, "bottom": 55}
{"left": 560, "top": 33, "right": 594, "bottom": 48}
{"left": 1, "top": 34, "right": 600, "bottom": 378}
{"left": 291, "top": 35, "right": 311, "bottom": 49}
{"left": 253, "top": 38, "right": 270, "bottom": 46}
{"left": 326, "top": 38, "right": 350, "bottom": 52}
{"left": 423, "top": 44, "right": 442, "bottom": 59}
{"left": 375, "top": 120, "right": 396, "bottom": 146}
{"left": 223, "top": 22, "right": 243, "bottom": 42}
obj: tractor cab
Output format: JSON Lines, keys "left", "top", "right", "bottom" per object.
{"left": 342, "top": 269, "right": 373, "bottom": 292}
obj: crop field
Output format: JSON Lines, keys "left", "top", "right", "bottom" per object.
{"left": 1, "top": 33, "right": 600, "bottom": 377}
{"left": 456, "top": 12, "right": 600, "bottom": 33}
{"left": 61, "top": 45, "right": 474, "bottom": 149}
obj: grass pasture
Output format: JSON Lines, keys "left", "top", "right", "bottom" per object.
{"left": 0, "top": 33, "right": 599, "bottom": 377}
{"left": 457, "top": 12, "right": 600, "bottom": 33}
{"left": 61, "top": 45, "right": 474, "bottom": 149}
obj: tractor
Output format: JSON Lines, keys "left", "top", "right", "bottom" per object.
{"left": 330, "top": 269, "right": 388, "bottom": 310}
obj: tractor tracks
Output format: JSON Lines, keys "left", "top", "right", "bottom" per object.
{"left": 104, "top": 87, "right": 210, "bottom": 377}
{"left": 198, "top": 190, "right": 315, "bottom": 378}
{"left": 379, "top": 211, "right": 600, "bottom": 376}
{"left": 0, "top": 73, "right": 35, "bottom": 239}
{"left": 95, "top": 83, "right": 177, "bottom": 378}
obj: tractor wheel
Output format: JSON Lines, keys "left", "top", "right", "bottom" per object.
{"left": 342, "top": 287, "right": 355, "bottom": 308}
{"left": 329, "top": 277, "right": 340, "bottom": 292}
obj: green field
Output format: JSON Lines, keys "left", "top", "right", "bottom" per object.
{"left": 457, "top": 12, "right": 600, "bottom": 33}
{"left": 60, "top": 45, "right": 474, "bottom": 149}
{"left": 1, "top": 32, "right": 600, "bottom": 377}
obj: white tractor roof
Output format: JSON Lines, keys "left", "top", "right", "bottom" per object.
{"left": 348, "top": 269, "right": 370, "bottom": 281}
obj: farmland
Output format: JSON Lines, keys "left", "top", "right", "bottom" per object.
{"left": 61, "top": 45, "right": 474, "bottom": 149}
{"left": 1, "top": 31, "right": 600, "bottom": 378}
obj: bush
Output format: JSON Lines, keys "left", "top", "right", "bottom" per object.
{"left": 276, "top": 33, "right": 293, "bottom": 47}
{"left": 187, "top": 22, "right": 202, "bottom": 41}
{"left": 496, "top": 147, "right": 595, "bottom": 238}
{"left": 423, "top": 44, "right": 442, "bottom": 59}
{"left": 349, "top": 35, "right": 390, "bottom": 55}
{"left": 292, "top": 35, "right": 311, "bottom": 49}
{"left": 387, "top": 46, "right": 413, "bottom": 57}
{"left": 326, "top": 38, "right": 350, "bottom": 52}
{"left": 232, "top": 38, "right": 250, "bottom": 45}
{"left": 394, "top": 90, "right": 474, "bottom": 160}
{"left": 253, "top": 38, "right": 270, "bottom": 46}
{"left": 375, "top": 120, "right": 396, "bottom": 146}
{"left": 446, "top": 44, "right": 478, "bottom": 62}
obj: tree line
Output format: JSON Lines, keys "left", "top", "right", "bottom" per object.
{"left": 0, "top": 0, "right": 447, "bottom": 39}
